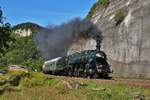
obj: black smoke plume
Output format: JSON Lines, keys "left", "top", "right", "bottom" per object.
{"left": 35, "top": 18, "right": 102, "bottom": 60}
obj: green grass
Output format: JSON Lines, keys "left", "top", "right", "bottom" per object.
{"left": 0, "top": 71, "right": 150, "bottom": 100}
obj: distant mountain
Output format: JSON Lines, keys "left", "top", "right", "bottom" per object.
{"left": 13, "top": 22, "right": 44, "bottom": 37}
{"left": 13, "top": 22, "right": 44, "bottom": 32}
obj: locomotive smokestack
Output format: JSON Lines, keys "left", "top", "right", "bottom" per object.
{"left": 96, "top": 35, "right": 101, "bottom": 51}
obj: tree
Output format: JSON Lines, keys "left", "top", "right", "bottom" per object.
{"left": 0, "top": 34, "right": 44, "bottom": 71}
{"left": 0, "top": 6, "right": 44, "bottom": 70}
{"left": 0, "top": 7, "right": 4, "bottom": 24}
{"left": 0, "top": 7, "right": 14, "bottom": 55}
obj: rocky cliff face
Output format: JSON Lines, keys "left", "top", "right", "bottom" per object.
{"left": 14, "top": 29, "right": 32, "bottom": 37}
{"left": 13, "top": 22, "right": 43, "bottom": 37}
{"left": 68, "top": 0, "right": 150, "bottom": 78}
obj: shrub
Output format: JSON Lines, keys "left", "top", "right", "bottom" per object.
{"left": 0, "top": 34, "right": 44, "bottom": 71}
{"left": 0, "top": 80, "right": 6, "bottom": 86}
{"left": 8, "top": 75, "right": 21, "bottom": 86}
{"left": 23, "top": 57, "right": 44, "bottom": 72}
{"left": 114, "top": 10, "right": 126, "bottom": 26}
{"left": 100, "top": 0, "right": 109, "bottom": 6}
{"left": 0, "top": 87, "right": 4, "bottom": 95}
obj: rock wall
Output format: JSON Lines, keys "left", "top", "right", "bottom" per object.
{"left": 68, "top": 0, "right": 150, "bottom": 78}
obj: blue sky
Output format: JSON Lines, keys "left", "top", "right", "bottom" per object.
{"left": 0, "top": 0, "right": 96, "bottom": 26}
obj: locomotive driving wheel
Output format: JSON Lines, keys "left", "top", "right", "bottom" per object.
{"left": 93, "top": 71, "right": 99, "bottom": 79}
{"left": 67, "top": 67, "right": 73, "bottom": 77}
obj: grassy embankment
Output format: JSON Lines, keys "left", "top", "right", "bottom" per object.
{"left": 0, "top": 71, "right": 150, "bottom": 100}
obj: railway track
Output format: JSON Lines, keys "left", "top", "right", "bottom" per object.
{"left": 47, "top": 74, "right": 150, "bottom": 89}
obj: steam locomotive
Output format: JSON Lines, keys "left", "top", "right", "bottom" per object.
{"left": 42, "top": 36, "right": 112, "bottom": 78}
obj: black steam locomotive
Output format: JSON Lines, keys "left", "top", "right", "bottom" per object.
{"left": 42, "top": 36, "right": 112, "bottom": 78}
